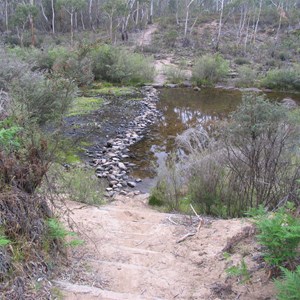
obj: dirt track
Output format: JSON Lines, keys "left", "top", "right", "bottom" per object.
{"left": 53, "top": 193, "right": 275, "bottom": 299}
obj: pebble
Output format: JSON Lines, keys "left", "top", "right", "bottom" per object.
{"left": 88, "top": 86, "right": 160, "bottom": 197}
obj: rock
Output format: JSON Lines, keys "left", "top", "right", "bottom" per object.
{"left": 183, "top": 81, "right": 192, "bottom": 88}
{"left": 166, "top": 84, "right": 178, "bottom": 88}
{"left": 135, "top": 178, "right": 142, "bottom": 183}
{"left": 120, "top": 190, "right": 127, "bottom": 195}
{"left": 106, "top": 139, "right": 114, "bottom": 147}
{"left": 109, "top": 180, "right": 119, "bottom": 187}
{"left": 106, "top": 187, "right": 113, "bottom": 192}
{"left": 108, "top": 174, "right": 116, "bottom": 181}
{"left": 193, "top": 86, "right": 201, "bottom": 91}
{"left": 281, "top": 98, "right": 298, "bottom": 109}
{"left": 118, "top": 162, "right": 127, "bottom": 170}
{"left": 127, "top": 181, "right": 136, "bottom": 188}
{"left": 134, "top": 190, "right": 140, "bottom": 195}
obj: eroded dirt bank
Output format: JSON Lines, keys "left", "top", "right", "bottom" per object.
{"left": 54, "top": 194, "right": 275, "bottom": 300}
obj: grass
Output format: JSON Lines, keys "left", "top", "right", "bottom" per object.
{"left": 83, "top": 86, "right": 137, "bottom": 97}
{"left": 67, "top": 96, "right": 104, "bottom": 117}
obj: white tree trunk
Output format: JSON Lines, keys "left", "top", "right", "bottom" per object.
{"left": 70, "top": 12, "right": 74, "bottom": 45}
{"left": 149, "top": 0, "right": 154, "bottom": 24}
{"left": 184, "top": 0, "right": 195, "bottom": 38}
{"left": 5, "top": 0, "right": 8, "bottom": 32}
{"left": 51, "top": 0, "right": 55, "bottom": 34}
{"left": 216, "top": 0, "right": 224, "bottom": 50}
{"left": 89, "top": 0, "right": 93, "bottom": 29}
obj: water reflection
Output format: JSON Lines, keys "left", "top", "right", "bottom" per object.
{"left": 127, "top": 88, "right": 300, "bottom": 192}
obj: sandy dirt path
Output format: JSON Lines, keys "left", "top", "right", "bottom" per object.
{"left": 52, "top": 194, "right": 275, "bottom": 300}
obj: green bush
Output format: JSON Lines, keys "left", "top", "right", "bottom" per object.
{"left": 163, "top": 30, "right": 178, "bottom": 47}
{"left": 34, "top": 46, "right": 94, "bottom": 86}
{"left": 261, "top": 65, "right": 300, "bottom": 91}
{"left": 91, "top": 44, "right": 117, "bottom": 81}
{"left": 226, "top": 259, "right": 251, "bottom": 284}
{"left": 11, "top": 71, "right": 77, "bottom": 125}
{"left": 46, "top": 218, "right": 84, "bottom": 248}
{"left": 164, "top": 64, "right": 186, "bottom": 84}
{"left": 192, "top": 54, "right": 229, "bottom": 86}
{"left": 167, "top": 95, "right": 300, "bottom": 218}
{"left": 250, "top": 204, "right": 300, "bottom": 268}
{"left": 91, "top": 45, "right": 154, "bottom": 84}
{"left": 275, "top": 266, "right": 300, "bottom": 300}
{"left": 236, "top": 66, "right": 257, "bottom": 87}
{"left": 0, "top": 49, "right": 28, "bottom": 90}
{"left": 58, "top": 167, "right": 104, "bottom": 205}
{"left": 234, "top": 57, "right": 250, "bottom": 65}
{"left": 113, "top": 51, "right": 155, "bottom": 84}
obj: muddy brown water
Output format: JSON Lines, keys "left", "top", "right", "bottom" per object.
{"left": 126, "top": 88, "right": 300, "bottom": 192}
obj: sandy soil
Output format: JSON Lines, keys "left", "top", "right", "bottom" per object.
{"left": 54, "top": 194, "right": 275, "bottom": 300}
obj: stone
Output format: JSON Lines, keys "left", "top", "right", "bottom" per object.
{"left": 106, "top": 139, "right": 114, "bottom": 147}
{"left": 118, "top": 162, "right": 127, "bottom": 171}
{"left": 193, "top": 86, "right": 201, "bottom": 91}
{"left": 106, "top": 187, "right": 113, "bottom": 192}
{"left": 135, "top": 178, "right": 142, "bottom": 183}
{"left": 109, "top": 180, "right": 119, "bottom": 187}
{"left": 127, "top": 181, "right": 136, "bottom": 188}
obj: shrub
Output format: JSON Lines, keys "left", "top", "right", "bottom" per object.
{"left": 91, "top": 44, "right": 117, "bottom": 81}
{"left": 160, "top": 95, "right": 300, "bottom": 217}
{"left": 56, "top": 166, "right": 104, "bottom": 205}
{"left": 113, "top": 51, "right": 155, "bottom": 84}
{"left": 164, "top": 64, "right": 186, "bottom": 84}
{"left": 11, "top": 71, "right": 77, "bottom": 125}
{"left": 163, "top": 30, "right": 178, "bottom": 47}
{"left": 222, "top": 95, "right": 300, "bottom": 213}
{"left": 53, "top": 55, "right": 94, "bottom": 87}
{"left": 34, "top": 46, "right": 94, "bottom": 87}
{"left": 226, "top": 259, "right": 251, "bottom": 284}
{"left": 149, "top": 155, "right": 185, "bottom": 211}
{"left": 192, "top": 54, "right": 229, "bottom": 86}
{"left": 236, "top": 66, "right": 257, "bottom": 87}
{"left": 261, "top": 65, "right": 300, "bottom": 91}
{"left": 275, "top": 266, "right": 300, "bottom": 300}
{"left": 91, "top": 45, "right": 154, "bottom": 84}
{"left": 250, "top": 204, "right": 300, "bottom": 269}
{"left": 234, "top": 57, "right": 250, "bottom": 65}
{"left": 0, "top": 49, "right": 28, "bottom": 91}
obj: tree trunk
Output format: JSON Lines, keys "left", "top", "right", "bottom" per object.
{"left": 110, "top": 15, "right": 113, "bottom": 42}
{"left": 89, "top": 0, "right": 93, "bottom": 29}
{"left": 5, "top": 0, "right": 8, "bottom": 32}
{"left": 51, "top": 0, "right": 55, "bottom": 34}
{"left": 81, "top": 11, "right": 85, "bottom": 30}
{"left": 149, "top": 0, "right": 154, "bottom": 24}
{"left": 184, "top": 0, "right": 195, "bottom": 38}
{"left": 29, "top": 0, "right": 35, "bottom": 47}
{"left": 70, "top": 12, "right": 74, "bottom": 45}
{"left": 216, "top": 0, "right": 224, "bottom": 51}
{"left": 136, "top": 1, "right": 139, "bottom": 26}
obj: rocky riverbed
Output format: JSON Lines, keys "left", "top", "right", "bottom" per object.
{"left": 86, "top": 86, "right": 161, "bottom": 198}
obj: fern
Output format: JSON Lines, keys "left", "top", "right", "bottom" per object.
{"left": 275, "top": 266, "right": 300, "bottom": 300}
{"left": 0, "top": 235, "right": 11, "bottom": 247}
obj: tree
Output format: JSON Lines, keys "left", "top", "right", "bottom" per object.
{"left": 103, "top": 0, "right": 126, "bottom": 42}
{"left": 13, "top": 3, "right": 38, "bottom": 47}
{"left": 57, "top": 0, "right": 86, "bottom": 44}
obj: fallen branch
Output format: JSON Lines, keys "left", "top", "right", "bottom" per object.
{"left": 176, "top": 232, "right": 196, "bottom": 243}
{"left": 176, "top": 205, "right": 204, "bottom": 243}
{"left": 168, "top": 216, "right": 179, "bottom": 225}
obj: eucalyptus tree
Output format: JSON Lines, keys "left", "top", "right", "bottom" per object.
{"left": 57, "top": 0, "right": 86, "bottom": 44}
{"left": 12, "top": 2, "right": 38, "bottom": 46}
